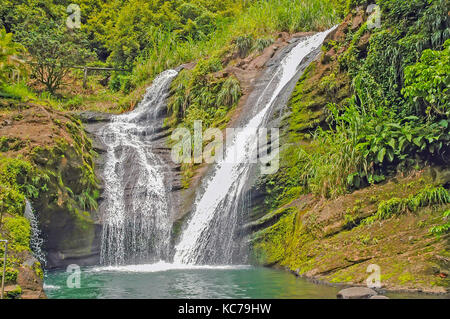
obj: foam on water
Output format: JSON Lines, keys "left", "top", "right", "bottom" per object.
{"left": 89, "top": 261, "right": 251, "bottom": 273}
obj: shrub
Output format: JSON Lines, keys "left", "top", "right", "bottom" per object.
{"left": 403, "top": 39, "right": 450, "bottom": 118}
{"left": 217, "top": 76, "right": 241, "bottom": 107}
{"left": 235, "top": 35, "right": 254, "bottom": 58}
{"left": 3, "top": 216, "right": 31, "bottom": 252}
{"left": 252, "top": 37, "right": 274, "bottom": 53}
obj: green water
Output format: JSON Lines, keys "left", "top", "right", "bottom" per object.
{"left": 43, "top": 263, "right": 447, "bottom": 299}
{"left": 44, "top": 263, "right": 341, "bottom": 299}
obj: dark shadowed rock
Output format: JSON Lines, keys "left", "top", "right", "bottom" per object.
{"left": 78, "top": 111, "right": 113, "bottom": 123}
{"left": 337, "top": 287, "right": 377, "bottom": 299}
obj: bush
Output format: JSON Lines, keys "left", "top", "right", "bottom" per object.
{"left": 109, "top": 74, "right": 122, "bottom": 92}
{"left": 403, "top": 39, "right": 450, "bottom": 118}
{"left": 3, "top": 216, "right": 31, "bottom": 252}
{"left": 235, "top": 35, "right": 254, "bottom": 58}
{"left": 168, "top": 56, "right": 240, "bottom": 132}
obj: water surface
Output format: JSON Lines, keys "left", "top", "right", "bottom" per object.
{"left": 44, "top": 264, "right": 341, "bottom": 299}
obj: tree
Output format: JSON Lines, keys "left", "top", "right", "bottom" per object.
{"left": 16, "top": 20, "right": 93, "bottom": 94}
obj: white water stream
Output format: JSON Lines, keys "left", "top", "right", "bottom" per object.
{"left": 174, "top": 28, "right": 336, "bottom": 265}
{"left": 99, "top": 70, "right": 178, "bottom": 265}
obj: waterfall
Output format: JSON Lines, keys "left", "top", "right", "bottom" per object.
{"left": 24, "top": 200, "right": 46, "bottom": 267}
{"left": 174, "top": 28, "right": 336, "bottom": 265}
{"left": 99, "top": 70, "right": 178, "bottom": 265}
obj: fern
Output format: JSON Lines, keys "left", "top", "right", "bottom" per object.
{"left": 430, "top": 210, "right": 450, "bottom": 238}
{"left": 217, "top": 77, "right": 241, "bottom": 107}
{"left": 363, "top": 186, "right": 450, "bottom": 225}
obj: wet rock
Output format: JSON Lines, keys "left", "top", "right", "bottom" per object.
{"left": 370, "top": 295, "right": 390, "bottom": 299}
{"left": 322, "top": 48, "right": 336, "bottom": 64}
{"left": 78, "top": 111, "right": 112, "bottom": 123}
{"left": 429, "top": 166, "right": 450, "bottom": 185}
{"left": 357, "top": 32, "right": 371, "bottom": 52}
{"left": 337, "top": 287, "right": 377, "bottom": 299}
{"left": 16, "top": 258, "right": 46, "bottom": 299}
{"left": 21, "top": 290, "right": 46, "bottom": 299}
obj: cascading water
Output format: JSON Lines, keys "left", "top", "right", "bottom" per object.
{"left": 99, "top": 70, "right": 178, "bottom": 265}
{"left": 174, "top": 28, "right": 336, "bottom": 265}
{"left": 24, "top": 200, "right": 46, "bottom": 267}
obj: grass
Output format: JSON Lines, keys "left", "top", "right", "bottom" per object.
{"left": 0, "top": 79, "right": 131, "bottom": 113}
{"left": 132, "top": 0, "right": 341, "bottom": 86}
{"left": 363, "top": 186, "right": 450, "bottom": 225}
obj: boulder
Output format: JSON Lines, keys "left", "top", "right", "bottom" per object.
{"left": 370, "top": 295, "right": 390, "bottom": 299}
{"left": 77, "top": 111, "right": 112, "bottom": 123}
{"left": 337, "top": 287, "right": 377, "bottom": 299}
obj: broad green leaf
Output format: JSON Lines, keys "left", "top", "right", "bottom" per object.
{"left": 377, "top": 148, "right": 386, "bottom": 163}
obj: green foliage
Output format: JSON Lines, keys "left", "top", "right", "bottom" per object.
{"left": 0, "top": 156, "right": 41, "bottom": 216}
{"left": 0, "top": 27, "right": 26, "bottom": 85}
{"left": 403, "top": 39, "right": 450, "bottom": 118}
{"left": 3, "top": 216, "right": 31, "bottom": 252}
{"left": 109, "top": 73, "right": 133, "bottom": 94}
{"left": 297, "top": 106, "right": 367, "bottom": 198}
{"left": 299, "top": 100, "right": 448, "bottom": 198}
{"left": 287, "top": 0, "right": 450, "bottom": 199}
{"left": 15, "top": 19, "right": 94, "bottom": 93}
{"left": 217, "top": 76, "right": 241, "bottom": 107}
{"left": 132, "top": 0, "right": 339, "bottom": 86}
{"left": 168, "top": 57, "right": 241, "bottom": 130}
{"left": 0, "top": 82, "right": 36, "bottom": 101}
{"left": 363, "top": 186, "right": 450, "bottom": 224}
{"left": 0, "top": 136, "right": 25, "bottom": 152}
{"left": 235, "top": 35, "right": 255, "bottom": 58}
{"left": 430, "top": 209, "right": 450, "bottom": 238}
{"left": 6, "top": 285, "right": 22, "bottom": 299}
{"left": 253, "top": 37, "right": 274, "bottom": 53}
{"left": 0, "top": 266, "right": 18, "bottom": 283}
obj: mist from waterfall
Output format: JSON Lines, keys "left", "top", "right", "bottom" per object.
{"left": 174, "top": 28, "right": 336, "bottom": 265}
{"left": 99, "top": 70, "right": 178, "bottom": 265}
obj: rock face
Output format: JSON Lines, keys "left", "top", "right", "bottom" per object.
{"left": 337, "top": 287, "right": 378, "bottom": 299}
{"left": 35, "top": 140, "right": 102, "bottom": 269}
{"left": 17, "top": 260, "right": 46, "bottom": 299}
{"left": 8, "top": 255, "right": 46, "bottom": 299}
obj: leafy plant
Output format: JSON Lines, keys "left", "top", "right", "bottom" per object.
{"left": 403, "top": 39, "right": 450, "bottom": 118}
{"left": 363, "top": 186, "right": 450, "bottom": 225}
{"left": 430, "top": 210, "right": 450, "bottom": 238}
{"left": 217, "top": 76, "right": 241, "bottom": 106}
{"left": 0, "top": 27, "right": 26, "bottom": 86}
{"left": 235, "top": 35, "right": 255, "bottom": 58}
{"left": 253, "top": 37, "right": 274, "bottom": 53}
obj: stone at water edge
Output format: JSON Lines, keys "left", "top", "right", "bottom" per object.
{"left": 370, "top": 295, "right": 390, "bottom": 299}
{"left": 337, "top": 287, "right": 378, "bottom": 299}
